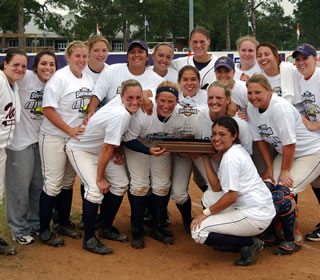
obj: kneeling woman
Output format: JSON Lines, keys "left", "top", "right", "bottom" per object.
{"left": 191, "top": 117, "right": 275, "bottom": 266}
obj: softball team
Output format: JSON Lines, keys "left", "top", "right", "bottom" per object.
{"left": 2, "top": 28, "right": 320, "bottom": 267}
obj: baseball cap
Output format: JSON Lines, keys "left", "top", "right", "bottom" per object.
{"left": 127, "top": 40, "right": 148, "bottom": 53}
{"left": 292, "top": 44, "right": 317, "bottom": 58}
{"left": 214, "top": 56, "right": 235, "bottom": 71}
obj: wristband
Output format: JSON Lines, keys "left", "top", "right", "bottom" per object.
{"left": 203, "top": 208, "right": 211, "bottom": 216}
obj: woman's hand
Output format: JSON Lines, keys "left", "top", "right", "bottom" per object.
{"left": 141, "top": 90, "right": 153, "bottom": 115}
{"left": 237, "top": 110, "right": 248, "bottom": 121}
{"left": 261, "top": 168, "right": 275, "bottom": 184}
{"left": 227, "top": 102, "right": 238, "bottom": 117}
{"left": 190, "top": 213, "right": 207, "bottom": 231}
{"left": 68, "top": 124, "right": 85, "bottom": 141}
{"left": 150, "top": 147, "right": 168, "bottom": 156}
{"left": 96, "top": 178, "right": 111, "bottom": 194}
{"left": 302, "top": 116, "right": 320, "bottom": 131}
{"left": 278, "top": 169, "right": 293, "bottom": 189}
{"left": 240, "top": 73, "right": 250, "bottom": 82}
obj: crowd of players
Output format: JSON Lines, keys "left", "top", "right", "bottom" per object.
{"left": 1, "top": 26, "right": 320, "bottom": 266}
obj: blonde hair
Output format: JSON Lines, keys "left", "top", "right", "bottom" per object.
{"left": 153, "top": 42, "right": 174, "bottom": 55}
{"left": 65, "top": 41, "right": 88, "bottom": 58}
{"left": 86, "top": 35, "right": 110, "bottom": 52}
{"left": 246, "top": 74, "right": 273, "bottom": 92}
{"left": 236, "top": 35, "right": 259, "bottom": 51}
{"left": 208, "top": 81, "right": 231, "bottom": 98}
{"left": 156, "top": 81, "right": 179, "bottom": 91}
{"left": 120, "top": 79, "right": 142, "bottom": 95}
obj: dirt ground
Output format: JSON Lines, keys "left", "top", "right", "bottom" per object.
{"left": 1, "top": 179, "right": 320, "bottom": 280}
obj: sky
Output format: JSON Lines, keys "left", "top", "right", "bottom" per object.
{"left": 37, "top": 0, "right": 295, "bottom": 17}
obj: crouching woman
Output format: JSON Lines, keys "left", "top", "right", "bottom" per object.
{"left": 191, "top": 117, "right": 275, "bottom": 266}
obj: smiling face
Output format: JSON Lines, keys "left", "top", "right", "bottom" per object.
{"left": 89, "top": 41, "right": 109, "bottom": 67}
{"left": 127, "top": 45, "right": 148, "bottom": 73}
{"left": 239, "top": 40, "right": 256, "bottom": 69}
{"left": 294, "top": 53, "right": 317, "bottom": 78}
{"left": 207, "top": 86, "right": 230, "bottom": 116}
{"left": 189, "top": 32, "right": 210, "bottom": 59}
{"left": 3, "top": 54, "right": 27, "bottom": 85}
{"left": 152, "top": 45, "right": 173, "bottom": 73}
{"left": 214, "top": 66, "right": 235, "bottom": 89}
{"left": 247, "top": 82, "right": 271, "bottom": 111}
{"left": 155, "top": 91, "right": 178, "bottom": 118}
{"left": 257, "top": 46, "right": 279, "bottom": 75}
{"left": 179, "top": 69, "right": 200, "bottom": 97}
{"left": 211, "top": 124, "right": 236, "bottom": 154}
{"left": 67, "top": 47, "right": 88, "bottom": 78}
{"left": 36, "top": 54, "right": 56, "bottom": 82}
{"left": 121, "top": 85, "right": 143, "bottom": 114}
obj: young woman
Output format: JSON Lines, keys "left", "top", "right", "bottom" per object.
{"left": 39, "top": 41, "right": 94, "bottom": 246}
{"left": 6, "top": 50, "right": 57, "bottom": 245}
{"left": 83, "top": 35, "right": 109, "bottom": 83}
{"left": 0, "top": 49, "right": 27, "bottom": 255}
{"left": 214, "top": 56, "right": 248, "bottom": 112}
{"left": 256, "top": 42, "right": 302, "bottom": 106}
{"left": 171, "top": 80, "right": 252, "bottom": 233}
{"left": 247, "top": 74, "right": 320, "bottom": 252}
{"left": 67, "top": 79, "right": 143, "bottom": 255}
{"left": 123, "top": 81, "right": 185, "bottom": 249}
{"left": 292, "top": 44, "right": 320, "bottom": 241}
{"left": 171, "top": 26, "right": 217, "bottom": 90}
{"left": 151, "top": 42, "right": 177, "bottom": 82}
{"left": 191, "top": 117, "right": 275, "bottom": 266}
{"left": 234, "top": 35, "right": 260, "bottom": 82}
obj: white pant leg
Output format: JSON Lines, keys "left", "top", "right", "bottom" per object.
{"left": 171, "top": 154, "right": 192, "bottom": 204}
{"left": 0, "top": 148, "right": 6, "bottom": 206}
{"left": 273, "top": 153, "right": 320, "bottom": 194}
{"left": 191, "top": 208, "right": 271, "bottom": 244}
{"left": 105, "top": 160, "right": 129, "bottom": 196}
{"left": 150, "top": 153, "right": 172, "bottom": 196}
{"left": 39, "top": 132, "right": 76, "bottom": 196}
{"left": 123, "top": 147, "right": 150, "bottom": 196}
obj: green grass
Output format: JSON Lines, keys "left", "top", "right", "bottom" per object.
{"left": 0, "top": 199, "right": 13, "bottom": 243}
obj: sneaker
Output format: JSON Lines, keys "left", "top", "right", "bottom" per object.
{"left": 30, "top": 230, "right": 40, "bottom": 236}
{"left": 13, "top": 235, "right": 34, "bottom": 245}
{"left": 274, "top": 240, "right": 301, "bottom": 255}
{"left": 235, "top": 237, "right": 264, "bottom": 266}
{"left": 40, "top": 229, "right": 64, "bottom": 247}
{"left": 0, "top": 237, "right": 16, "bottom": 255}
{"left": 305, "top": 223, "right": 320, "bottom": 242}
{"left": 57, "top": 224, "right": 82, "bottom": 239}
{"left": 83, "top": 236, "right": 112, "bottom": 255}
{"left": 99, "top": 226, "right": 128, "bottom": 243}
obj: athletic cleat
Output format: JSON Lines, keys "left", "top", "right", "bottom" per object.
{"left": 131, "top": 231, "right": 144, "bottom": 249}
{"left": 235, "top": 237, "right": 264, "bottom": 266}
{"left": 57, "top": 224, "right": 82, "bottom": 239}
{"left": 305, "top": 223, "right": 320, "bottom": 242}
{"left": 83, "top": 236, "right": 112, "bottom": 255}
{"left": 12, "top": 235, "right": 34, "bottom": 245}
{"left": 150, "top": 228, "right": 174, "bottom": 245}
{"left": 99, "top": 226, "right": 128, "bottom": 243}
{"left": 274, "top": 240, "right": 301, "bottom": 255}
{"left": 0, "top": 237, "right": 16, "bottom": 255}
{"left": 40, "top": 230, "right": 64, "bottom": 247}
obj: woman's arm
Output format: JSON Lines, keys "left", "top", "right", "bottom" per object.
{"left": 256, "top": 140, "right": 275, "bottom": 183}
{"left": 96, "top": 143, "right": 115, "bottom": 194}
{"left": 201, "top": 154, "right": 222, "bottom": 192}
{"left": 278, "top": 143, "right": 295, "bottom": 188}
{"left": 191, "top": 191, "right": 238, "bottom": 230}
{"left": 42, "top": 107, "right": 85, "bottom": 140}
{"left": 84, "top": 95, "right": 100, "bottom": 125}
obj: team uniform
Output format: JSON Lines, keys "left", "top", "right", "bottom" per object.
{"left": 5, "top": 70, "right": 45, "bottom": 242}
{"left": 230, "top": 79, "right": 249, "bottom": 112}
{"left": 39, "top": 65, "right": 94, "bottom": 238}
{"left": 191, "top": 144, "right": 275, "bottom": 246}
{"left": 94, "top": 63, "right": 164, "bottom": 105}
{"left": 0, "top": 69, "right": 21, "bottom": 206}
{"left": 247, "top": 94, "right": 320, "bottom": 194}
{"left": 171, "top": 55, "right": 218, "bottom": 90}
{"left": 234, "top": 60, "right": 260, "bottom": 80}
{"left": 300, "top": 67, "right": 320, "bottom": 122}
{"left": 150, "top": 65, "right": 178, "bottom": 83}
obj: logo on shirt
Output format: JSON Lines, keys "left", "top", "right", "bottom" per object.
{"left": 25, "top": 89, "right": 44, "bottom": 119}
{"left": 302, "top": 91, "right": 319, "bottom": 122}
{"left": 273, "top": 86, "right": 282, "bottom": 97}
{"left": 72, "top": 87, "right": 92, "bottom": 114}
{"left": 178, "top": 98, "right": 199, "bottom": 117}
{"left": 257, "top": 124, "right": 281, "bottom": 149}
{"left": 2, "top": 102, "right": 15, "bottom": 126}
